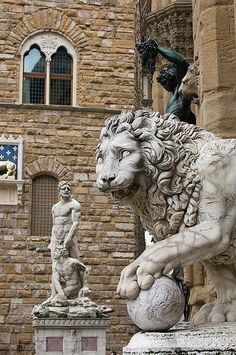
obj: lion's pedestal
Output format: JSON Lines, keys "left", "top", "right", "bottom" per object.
{"left": 123, "top": 323, "right": 236, "bottom": 355}
{"left": 33, "top": 318, "right": 109, "bottom": 355}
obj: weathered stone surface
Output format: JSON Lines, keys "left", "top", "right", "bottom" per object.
{"left": 123, "top": 323, "right": 236, "bottom": 355}
{"left": 193, "top": 0, "right": 236, "bottom": 133}
{"left": 201, "top": 91, "right": 236, "bottom": 137}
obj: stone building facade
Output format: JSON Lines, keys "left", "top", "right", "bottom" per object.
{"left": 0, "top": 0, "right": 235, "bottom": 354}
{"left": 192, "top": 0, "right": 236, "bottom": 137}
{"left": 0, "top": 1, "right": 140, "bottom": 353}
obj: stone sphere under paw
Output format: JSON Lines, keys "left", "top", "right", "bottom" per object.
{"left": 126, "top": 276, "right": 185, "bottom": 331}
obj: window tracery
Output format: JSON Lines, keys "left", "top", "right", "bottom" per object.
{"left": 20, "top": 32, "right": 77, "bottom": 106}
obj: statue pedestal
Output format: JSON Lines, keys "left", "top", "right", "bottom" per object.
{"left": 123, "top": 322, "right": 236, "bottom": 355}
{"left": 33, "top": 318, "right": 109, "bottom": 355}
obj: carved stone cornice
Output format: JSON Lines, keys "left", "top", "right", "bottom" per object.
{"left": 33, "top": 317, "right": 110, "bottom": 328}
{"left": 145, "top": 2, "right": 193, "bottom": 61}
{"left": 147, "top": 2, "right": 192, "bottom": 22}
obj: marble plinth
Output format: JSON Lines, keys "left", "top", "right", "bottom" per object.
{"left": 123, "top": 322, "right": 236, "bottom": 355}
{"left": 33, "top": 318, "right": 109, "bottom": 355}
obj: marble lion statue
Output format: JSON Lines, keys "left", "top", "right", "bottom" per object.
{"left": 0, "top": 160, "right": 16, "bottom": 179}
{"left": 96, "top": 109, "right": 236, "bottom": 325}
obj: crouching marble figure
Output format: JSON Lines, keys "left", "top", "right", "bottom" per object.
{"left": 96, "top": 110, "right": 236, "bottom": 326}
{"left": 42, "top": 245, "right": 89, "bottom": 307}
{"left": 32, "top": 182, "right": 112, "bottom": 319}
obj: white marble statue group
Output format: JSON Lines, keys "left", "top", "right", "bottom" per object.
{"left": 32, "top": 181, "right": 112, "bottom": 319}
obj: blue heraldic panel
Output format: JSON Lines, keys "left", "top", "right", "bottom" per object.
{"left": 0, "top": 144, "right": 19, "bottom": 178}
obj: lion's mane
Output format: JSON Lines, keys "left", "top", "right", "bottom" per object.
{"left": 100, "top": 110, "right": 214, "bottom": 240}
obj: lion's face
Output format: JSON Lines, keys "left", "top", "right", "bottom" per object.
{"left": 96, "top": 130, "right": 143, "bottom": 200}
{"left": 97, "top": 110, "right": 206, "bottom": 238}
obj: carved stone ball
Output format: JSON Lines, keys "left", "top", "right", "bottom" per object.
{"left": 126, "top": 276, "right": 185, "bottom": 331}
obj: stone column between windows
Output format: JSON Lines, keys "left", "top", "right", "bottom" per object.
{"left": 45, "top": 60, "right": 50, "bottom": 105}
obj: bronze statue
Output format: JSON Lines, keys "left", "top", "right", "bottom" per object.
{"left": 137, "top": 37, "right": 196, "bottom": 124}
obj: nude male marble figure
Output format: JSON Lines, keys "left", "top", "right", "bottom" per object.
{"left": 49, "top": 181, "right": 81, "bottom": 260}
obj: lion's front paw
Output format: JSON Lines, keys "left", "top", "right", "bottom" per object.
{"left": 192, "top": 302, "right": 236, "bottom": 326}
{"left": 117, "top": 261, "right": 159, "bottom": 300}
{"left": 136, "top": 262, "right": 157, "bottom": 291}
{"left": 117, "top": 263, "right": 140, "bottom": 299}
{"left": 209, "top": 302, "right": 236, "bottom": 323}
{"left": 117, "top": 278, "right": 140, "bottom": 300}
{"left": 191, "top": 303, "right": 214, "bottom": 326}
{"left": 117, "top": 263, "right": 140, "bottom": 300}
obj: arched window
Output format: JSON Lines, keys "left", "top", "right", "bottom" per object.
{"left": 23, "top": 46, "right": 46, "bottom": 104}
{"left": 50, "top": 47, "right": 73, "bottom": 105}
{"left": 20, "top": 33, "right": 77, "bottom": 106}
{"left": 31, "top": 174, "right": 58, "bottom": 236}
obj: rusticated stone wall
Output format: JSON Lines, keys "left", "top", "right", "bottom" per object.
{"left": 0, "top": 104, "right": 138, "bottom": 354}
{"left": 0, "top": 0, "right": 139, "bottom": 354}
{"left": 192, "top": 0, "right": 236, "bottom": 137}
{"left": 0, "top": 0, "right": 136, "bottom": 109}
